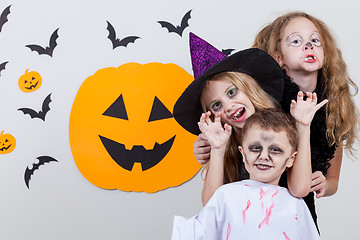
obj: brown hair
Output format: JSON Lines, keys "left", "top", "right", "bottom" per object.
{"left": 253, "top": 11, "right": 359, "bottom": 155}
{"left": 200, "top": 72, "right": 277, "bottom": 183}
{"left": 240, "top": 108, "right": 298, "bottom": 152}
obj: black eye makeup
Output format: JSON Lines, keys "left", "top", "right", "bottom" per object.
{"left": 269, "top": 145, "right": 284, "bottom": 154}
{"left": 248, "top": 144, "right": 262, "bottom": 152}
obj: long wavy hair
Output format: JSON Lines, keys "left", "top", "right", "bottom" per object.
{"left": 253, "top": 11, "right": 359, "bottom": 155}
{"left": 200, "top": 72, "right": 277, "bottom": 183}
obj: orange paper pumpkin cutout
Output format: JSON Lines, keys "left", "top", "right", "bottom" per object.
{"left": 18, "top": 69, "right": 42, "bottom": 92}
{"left": 69, "top": 62, "right": 200, "bottom": 192}
{"left": 0, "top": 130, "right": 16, "bottom": 154}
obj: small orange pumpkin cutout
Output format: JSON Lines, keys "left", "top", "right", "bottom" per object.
{"left": 18, "top": 69, "right": 42, "bottom": 92}
{"left": 69, "top": 62, "right": 200, "bottom": 193}
{"left": 0, "top": 130, "right": 16, "bottom": 154}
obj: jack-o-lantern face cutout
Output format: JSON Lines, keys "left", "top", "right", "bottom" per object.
{"left": 0, "top": 131, "right": 16, "bottom": 154}
{"left": 18, "top": 69, "right": 42, "bottom": 92}
{"left": 69, "top": 63, "right": 200, "bottom": 192}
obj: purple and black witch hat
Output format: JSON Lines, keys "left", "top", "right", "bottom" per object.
{"left": 173, "top": 32, "right": 284, "bottom": 135}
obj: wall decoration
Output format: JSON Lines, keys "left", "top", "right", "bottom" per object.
{"left": 69, "top": 62, "right": 200, "bottom": 193}
{"left": 106, "top": 21, "right": 140, "bottom": 49}
{"left": 18, "top": 93, "right": 52, "bottom": 121}
{"left": 0, "top": 130, "right": 16, "bottom": 154}
{"left": 222, "top": 49, "right": 235, "bottom": 56}
{"left": 0, "top": 61, "right": 8, "bottom": 76}
{"left": 24, "top": 156, "right": 58, "bottom": 189}
{"left": 25, "top": 28, "right": 59, "bottom": 57}
{"left": 18, "top": 68, "right": 42, "bottom": 92}
{"left": 157, "top": 9, "right": 192, "bottom": 37}
{"left": 0, "top": 5, "right": 11, "bottom": 32}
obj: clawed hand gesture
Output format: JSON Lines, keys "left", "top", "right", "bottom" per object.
{"left": 290, "top": 91, "right": 328, "bottom": 126}
{"left": 197, "top": 111, "right": 232, "bottom": 150}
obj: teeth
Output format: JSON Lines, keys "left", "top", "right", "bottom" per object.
{"left": 232, "top": 108, "right": 244, "bottom": 120}
{"left": 305, "top": 56, "right": 316, "bottom": 61}
{"left": 256, "top": 164, "right": 272, "bottom": 170}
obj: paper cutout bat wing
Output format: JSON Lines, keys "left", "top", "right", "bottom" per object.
{"left": 106, "top": 21, "right": 140, "bottom": 49}
{"left": 25, "top": 28, "right": 59, "bottom": 57}
{"left": 0, "top": 61, "right": 8, "bottom": 76}
{"left": 18, "top": 93, "right": 52, "bottom": 121}
{"left": 157, "top": 9, "right": 192, "bottom": 36}
{"left": 222, "top": 49, "right": 235, "bottom": 56}
{"left": 24, "top": 156, "right": 58, "bottom": 189}
{"left": 0, "top": 5, "right": 11, "bottom": 32}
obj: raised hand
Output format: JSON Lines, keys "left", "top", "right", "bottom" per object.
{"left": 290, "top": 91, "right": 328, "bottom": 126}
{"left": 197, "top": 111, "right": 232, "bottom": 150}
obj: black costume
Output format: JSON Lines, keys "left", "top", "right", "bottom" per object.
{"left": 278, "top": 72, "right": 336, "bottom": 230}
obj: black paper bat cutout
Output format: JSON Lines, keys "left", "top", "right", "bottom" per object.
{"left": 157, "top": 9, "right": 192, "bottom": 37}
{"left": 106, "top": 21, "right": 140, "bottom": 49}
{"left": 0, "top": 5, "right": 11, "bottom": 32}
{"left": 222, "top": 49, "right": 235, "bottom": 56}
{"left": 18, "top": 93, "right": 52, "bottom": 121}
{"left": 0, "top": 61, "right": 8, "bottom": 76}
{"left": 24, "top": 156, "right": 58, "bottom": 189}
{"left": 25, "top": 28, "right": 59, "bottom": 57}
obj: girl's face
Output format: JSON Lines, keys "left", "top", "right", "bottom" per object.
{"left": 239, "top": 125, "right": 296, "bottom": 186}
{"left": 278, "top": 17, "right": 324, "bottom": 75}
{"left": 200, "top": 77, "right": 255, "bottom": 132}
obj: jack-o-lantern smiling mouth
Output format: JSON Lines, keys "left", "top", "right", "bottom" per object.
{"left": 99, "top": 135, "right": 176, "bottom": 171}
{"left": 0, "top": 144, "right": 11, "bottom": 151}
{"left": 25, "top": 81, "right": 39, "bottom": 90}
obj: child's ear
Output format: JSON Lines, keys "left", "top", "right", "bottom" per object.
{"left": 286, "top": 151, "right": 297, "bottom": 168}
{"left": 274, "top": 52, "right": 284, "bottom": 67}
{"left": 238, "top": 146, "right": 245, "bottom": 162}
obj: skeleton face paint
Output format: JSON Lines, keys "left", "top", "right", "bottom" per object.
{"left": 239, "top": 125, "right": 296, "bottom": 185}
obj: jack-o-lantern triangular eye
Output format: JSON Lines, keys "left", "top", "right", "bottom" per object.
{"left": 102, "top": 94, "right": 128, "bottom": 120}
{"left": 148, "top": 96, "right": 173, "bottom": 122}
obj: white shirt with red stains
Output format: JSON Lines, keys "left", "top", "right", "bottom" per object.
{"left": 172, "top": 180, "right": 319, "bottom": 240}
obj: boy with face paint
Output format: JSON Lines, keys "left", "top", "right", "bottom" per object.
{"left": 172, "top": 108, "right": 320, "bottom": 240}
{"left": 238, "top": 108, "right": 298, "bottom": 186}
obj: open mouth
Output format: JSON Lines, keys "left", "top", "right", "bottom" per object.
{"left": 0, "top": 144, "right": 11, "bottom": 151}
{"left": 99, "top": 135, "right": 175, "bottom": 171}
{"left": 231, "top": 107, "right": 246, "bottom": 122}
{"left": 304, "top": 55, "right": 317, "bottom": 63}
{"left": 255, "top": 164, "right": 273, "bottom": 171}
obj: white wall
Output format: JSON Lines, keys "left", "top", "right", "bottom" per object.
{"left": 0, "top": 0, "right": 359, "bottom": 239}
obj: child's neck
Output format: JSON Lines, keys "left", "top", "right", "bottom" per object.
{"left": 286, "top": 70, "right": 318, "bottom": 92}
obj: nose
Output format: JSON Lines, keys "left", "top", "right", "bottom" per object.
{"left": 258, "top": 151, "right": 269, "bottom": 161}
{"left": 223, "top": 100, "right": 234, "bottom": 113}
{"left": 303, "top": 42, "right": 314, "bottom": 51}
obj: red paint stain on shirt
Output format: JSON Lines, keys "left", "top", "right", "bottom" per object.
{"left": 226, "top": 222, "right": 231, "bottom": 240}
{"left": 242, "top": 199, "right": 251, "bottom": 224}
{"left": 258, "top": 189, "right": 279, "bottom": 228}
{"left": 283, "top": 232, "right": 291, "bottom": 240}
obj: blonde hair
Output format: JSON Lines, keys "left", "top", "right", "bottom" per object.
{"left": 253, "top": 11, "right": 359, "bottom": 154}
{"left": 200, "top": 72, "right": 277, "bottom": 183}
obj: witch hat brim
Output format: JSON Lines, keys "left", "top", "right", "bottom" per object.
{"left": 173, "top": 34, "right": 284, "bottom": 135}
